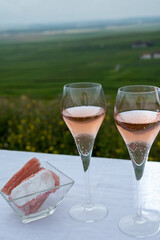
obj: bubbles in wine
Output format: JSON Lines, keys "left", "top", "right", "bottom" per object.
{"left": 75, "top": 134, "right": 95, "bottom": 156}
{"left": 127, "top": 141, "right": 150, "bottom": 180}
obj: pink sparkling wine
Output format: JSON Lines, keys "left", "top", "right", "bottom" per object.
{"left": 115, "top": 110, "right": 160, "bottom": 180}
{"left": 62, "top": 106, "right": 105, "bottom": 156}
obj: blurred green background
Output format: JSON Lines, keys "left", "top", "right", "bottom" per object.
{"left": 0, "top": 22, "right": 160, "bottom": 160}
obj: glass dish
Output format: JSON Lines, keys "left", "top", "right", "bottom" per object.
{"left": 0, "top": 161, "right": 74, "bottom": 223}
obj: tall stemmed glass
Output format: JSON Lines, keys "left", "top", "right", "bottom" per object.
{"left": 114, "top": 85, "right": 160, "bottom": 238}
{"left": 62, "top": 82, "right": 107, "bottom": 222}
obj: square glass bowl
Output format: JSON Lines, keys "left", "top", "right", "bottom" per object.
{"left": 0, "top": 161, "right": 74, "bottom": 223}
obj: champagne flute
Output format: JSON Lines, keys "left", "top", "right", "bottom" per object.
{"left": 114, "top": 85, "right": 160, "bottom": 238}
{"left": 62, "top": 82, "right": 107, "bottom": 222}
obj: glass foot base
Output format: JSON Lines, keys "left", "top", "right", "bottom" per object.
{"left": 119, "top": 213, "right": 160, "bottom": 238}
{"left": 69, "top": 203, "right": 107, "bottom": 223}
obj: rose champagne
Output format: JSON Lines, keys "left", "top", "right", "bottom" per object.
{"left": 62, "top": 106, "right": 105, "bottom": 156}
{"left": 115, "top": 110, "right": 160, "bottom": 180}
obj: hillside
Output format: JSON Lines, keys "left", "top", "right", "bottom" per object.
{"left": 0, "top": 24, "right": 160, "bottom": 99}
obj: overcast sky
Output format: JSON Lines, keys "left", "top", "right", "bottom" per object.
{"left": 0, "top": 0, "right": 160, "bottom": 26}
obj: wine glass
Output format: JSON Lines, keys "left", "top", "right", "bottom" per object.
{"left": 61, "top": 82, "right": 107, "bottom": 222}
{"left": 114, "top": 85, "right": 160, "bottom": 238}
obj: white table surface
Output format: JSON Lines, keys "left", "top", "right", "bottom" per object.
{"left": 0, "top": 150, "right": 160, "bottom": 240}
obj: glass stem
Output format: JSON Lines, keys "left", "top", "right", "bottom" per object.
{"left": 136, "top": 178, "right": 143, "bottom": 221}
{"left": 81, "top": 153, "right": 92, "bottom": 208}
{"left": 84, "top": 164, "right": 91, "bottom": 206}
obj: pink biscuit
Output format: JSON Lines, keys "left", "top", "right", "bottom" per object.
{"left": 1, "top": 157, "right": 41, "bottom": 195}
{"left": 10, "top": 168, "right": 60, "bottom": 215}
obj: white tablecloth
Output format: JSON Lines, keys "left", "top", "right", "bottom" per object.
{"left": 0, "top": 150, "right": 160, "bottom": 240}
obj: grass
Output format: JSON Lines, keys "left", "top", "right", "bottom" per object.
{"left": 0, "top": 27, "right": 160, "bottom": 99}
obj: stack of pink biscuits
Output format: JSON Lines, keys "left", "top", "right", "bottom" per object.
{"left": 1, "top": 158, "right": 60, "bottom": 215}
